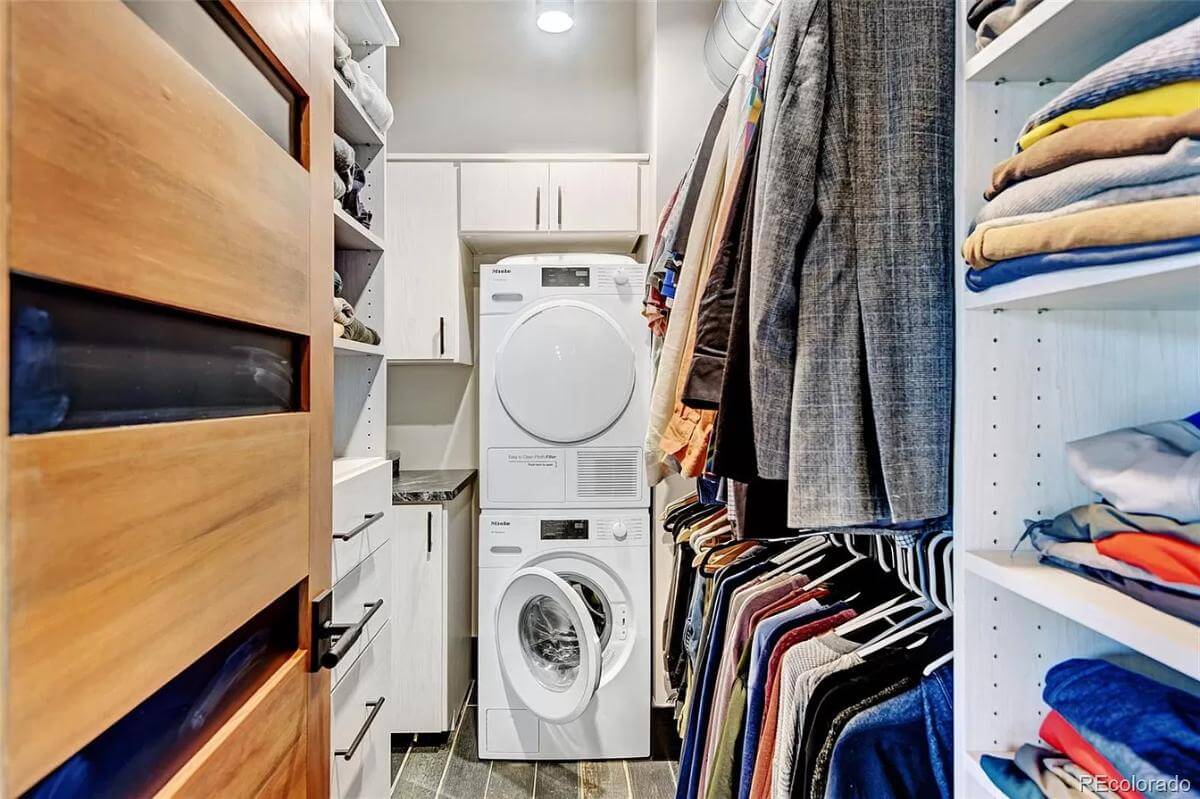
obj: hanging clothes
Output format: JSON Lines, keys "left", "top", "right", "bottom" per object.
{"left": 747, "top": 0, "right": 954, "bottom": 529}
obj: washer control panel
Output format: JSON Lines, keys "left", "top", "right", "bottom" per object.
{"left": 480, "top": 511, "right": 650, "bottom": 564}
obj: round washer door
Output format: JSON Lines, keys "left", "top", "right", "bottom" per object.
{"left": 495, "top": 301, "right": 635, "bottom": 443}
{"left": 495, "top": 566, "right": 602, "bottom": 723}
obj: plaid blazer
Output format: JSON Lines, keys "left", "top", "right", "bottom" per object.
{"left": 748, "top": 0, "right": 954, "bottom": 528}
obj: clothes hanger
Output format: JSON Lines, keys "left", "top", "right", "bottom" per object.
{"left": 660, "top": 492, "right": 699, "bottom": 521}
{"left": 758, "top": 535, "right": 829, "bottom": 580}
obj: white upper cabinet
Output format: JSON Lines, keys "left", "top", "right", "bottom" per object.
{"left": 549, "top": 161, "right": 640, "bottom": 232}
{"left": 459, "top": 162, "right": 550, "bottom": 232}
{"left": 386, "top": 161, "right": 473, "bottom": 363}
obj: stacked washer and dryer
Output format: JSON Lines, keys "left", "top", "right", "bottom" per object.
{"left": 477, "top": 254, "right": 652, "bottom": 760}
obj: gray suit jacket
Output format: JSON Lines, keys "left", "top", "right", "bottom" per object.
{"left": 749, "top": 0, "right": 954, "bottom": 528}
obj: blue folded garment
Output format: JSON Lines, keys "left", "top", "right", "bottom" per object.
{"left": 1045, "top": 659, "right": 1200, "bottom": 799}
{"left": 979, "top": 755, "right": 1045, "bottom": 799}
{"left": 966, "top": 235, "right": 1200, "bottom": 292}
{"left": 1021, "top": 17, "right": 1200, "bottom": 140}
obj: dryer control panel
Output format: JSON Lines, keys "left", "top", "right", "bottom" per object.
{"left": 480, "top": 260, "right": 647, "bottom": 315}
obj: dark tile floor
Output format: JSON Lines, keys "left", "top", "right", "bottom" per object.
{"left": 391, "top": 685, "right": 680, "bottom": 799}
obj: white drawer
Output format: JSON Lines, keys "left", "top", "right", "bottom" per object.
{"left": 332, "top": 622, "right": 391, "bottom": 799}
{"left": 333, "top": 460, "right": 392, "bottom": 583}
{"left": 331, "top": 540, "right": 390, "bottom": 687}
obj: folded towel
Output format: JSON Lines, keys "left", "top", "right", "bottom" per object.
{"left": 333, "top": 297, "right": 381, "bottom": 346}
{"left": 965, "top": 235, "right": 1200, "bottom": 292}
{"left": 966, "top": 0, "right": 1012, "bottom": 30}
{"left": 1021, "top": 18, "right": 1200, "bottom": 141}
{"left": 965, "top": 195, "right": 1200, "bottom": 268}
{"left": 975, "top": 0, "right": 1043, "bottom": 51}
{"left": 334, "top": 26, "right": 351, "bottom": 70}
{"left": 1019, "top": 81, "right": 1200, "bottom": 152}
{"left": 333, "top": 270, "right": 343, "bottom": 298}
{"left": 334, "top": 171, "right": 346, "bottom": 201}
{"left": 333, "top": 134, "right": 356, "bottom": 177}
{"left": 974, "top": 137, "right": 1200, "bottom": 226}
{"left": 987, "top": 111, "right": 1200, "bottom": 199}
{"left": 342, "top": 59, "right": 394, "bottom": 132}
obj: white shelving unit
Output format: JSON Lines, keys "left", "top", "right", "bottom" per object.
{"left": 334, "top": 205, "right": 385, "bottom": 251}
{"left": 953, "top": 4, "right": 1200, "bottom": 797}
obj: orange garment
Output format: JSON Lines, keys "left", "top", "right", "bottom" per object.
{"left": 1095, "top": 532, "right": 1200, "bottom": 587}
{"left": 1039, "top": 711, "right": 1145, "bottom": 799}
{"left": 660, "top": 405, "right": 716, "bottom": 477}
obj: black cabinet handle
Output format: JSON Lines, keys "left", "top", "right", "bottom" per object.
{"left": 336, "top": 697, "right": 386, "bottom": 761}
{"left": 319, "top": 599, "right": 383, "bottom": 670}
{"left": 333, "top": 512, "right": 384, "bottom": 542}
{"left": 535, "top": 186, "right": 541, "bottom": 228}
{"left": 439, "top": 316, "right": 445, "bottom": 356}
{"left": 427, "top": 510, "right": 433, "bottom": 554}
{"left": 557, "top": 185, "right": 563, "bottom": 228}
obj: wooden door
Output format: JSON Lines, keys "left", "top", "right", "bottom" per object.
{"left": 460, "top": 162, "right": 551, "bottom": 232}
{"left": 549, "top": 162, "right": 640, "bottom": 232}
{"left": 2, "top": 0, "right": 333, "bottom": 795}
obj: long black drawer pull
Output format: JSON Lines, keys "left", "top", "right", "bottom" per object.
{"left": 427, "top": 510, "right": 433, "bottom": 554}
{"left": 320, "top": 599, "right": 383, "bottom": 670}
{"left": 336, "top": 697, "right": 386, "bottom": 761}
{"left": 333, "top": 512, "right": 384, "bottom": 542}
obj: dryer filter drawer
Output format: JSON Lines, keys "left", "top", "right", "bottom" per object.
{"left": 485, "top": 447, "right": 645, "bottom": 507}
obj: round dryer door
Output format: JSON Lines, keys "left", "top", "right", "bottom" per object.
{"left": 495, "top": 301, "right": 635, "bottom": 443}
{"left": 495, "top": 567, "right": 602, "bottom": 724}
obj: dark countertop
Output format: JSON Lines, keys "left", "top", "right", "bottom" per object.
{"left": 392, "top": 469, "right": 477, "bottom": 504}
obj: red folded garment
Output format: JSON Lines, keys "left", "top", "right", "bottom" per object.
{"left": 1096, "top": 532, "right": 1200, "bottom": 586}
{"left": 1039, "top": 710, "right": 1145, "bottom": 799}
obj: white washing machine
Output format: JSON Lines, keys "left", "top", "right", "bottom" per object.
{"left": 479, "top": 254, "right": 650, "bottom": 509}
{"left": 477, "top": 509, "right": 650, "bottom": 760}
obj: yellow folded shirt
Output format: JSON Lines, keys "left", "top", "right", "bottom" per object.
{"left": 1020, "top": 81, "right": 1200, "bottom": 152}
{"left": 963, "top": 195, "right": 1200, "bottom": 268}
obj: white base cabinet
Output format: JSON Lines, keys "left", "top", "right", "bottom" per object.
{"left": 389, "top": 488, "right": 474, "bottom": 733}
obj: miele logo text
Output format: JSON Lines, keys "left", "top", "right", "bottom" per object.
{"left": 491, "top": 521, "right": 510, "bottom": 527}
{"left": 494, "top": 268, "right": 512, "bottom": 274}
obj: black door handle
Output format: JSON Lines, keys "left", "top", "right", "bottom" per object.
{"left": 439, "top": 317, "right": 445, "bottom": 356}
{"left": 333, "top": 512, "right": 384, "bottom": 542}
{"left": 318, "top": 599, "right": 383, "bottom": 670}
{"left": 336, "top": 697, "right": 386, "bottom": 761}
{"left": 427, "top": 510, "right": 433, "bottom": 554}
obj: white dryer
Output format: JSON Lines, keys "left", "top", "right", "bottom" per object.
{"left": 477, "top": 509, "right": 650, "bottom": 760}
{"left": 479, "top": 254, "right": 649, "bottom": 509}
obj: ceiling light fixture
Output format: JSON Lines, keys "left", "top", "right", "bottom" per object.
{"left": 536, "top": 0, "right": 574, "bottom": 33}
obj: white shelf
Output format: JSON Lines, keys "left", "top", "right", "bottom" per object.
{"left": 333, "top": 455, "right": 391, "bottom": 486}
{"left": 965, "top": 0, "right": 1199, "bottom": 83}
{"left": 334, "top": 336, "right": 384, "bottom": 357}
{"left": 965, "top": 752, "right": 1015, "bottom": 799}
{"left": 965, "top": 551, "right": 1200, "bottom": 679}
{"left": 334, "top": 206, "right": 384, "bottom": 251}
{"left": 334, "top": 74, "right": 385, "bottom": 147}
{"left": 963, "top": 251, "right": 1200, "bottom": 311}
{"left": 334, "top": 0, "right": 399, "bottom": 47}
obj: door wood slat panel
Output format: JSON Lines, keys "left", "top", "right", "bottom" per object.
{"left": 153, "top": 653, "right": 309, "bottom": 799}
{"left": 8, "top": 414, "right": 310, "bottom": 793}
{"left": 9, "top": 0, "right": 311, "bottom": 334}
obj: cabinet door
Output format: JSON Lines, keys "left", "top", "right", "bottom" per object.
{"left": 386, "top": 162, "right": 471, "bottom": 363}
{"left": 549, "top": 162, "right": 640, "bottom": 232}
{"left": 460, "top": 162, "right": 550, "bottom": 232}
{"left": 390, "top": 504, "right": 447, "bottom": 732}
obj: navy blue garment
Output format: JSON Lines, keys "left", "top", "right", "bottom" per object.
{"left": 966, "top": 235, "right": 1200, "bottom": 292}
{"left": 1044, "top": 658, "right": 1200, "bottom": 799}
{"left": 737, "top": 603, "right": 848, "bottom": 799}
{"left": 823, "top": 683, "right": 935, "bottom": 799}
{"left": 676, "top": 558, "right": 774, "bottom": 799}
{"left": 920, "top": 665, "right": 955, "bottom": 799}
{"left": 1039, "top": 552, "right": 1200, "bottom": 624}
{"left": 979, "top": 755, "right": 1046, "bottom": 799}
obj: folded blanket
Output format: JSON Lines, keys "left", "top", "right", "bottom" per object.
{"left": 342, "top": 59, "right": 394, "bottom": 132}
{"left": 972, "top": 173, "right": 1200, "bottom": 246}
{"left": 965, "top": 235, "right": 1200, "bottom": 292}
{"left": 1023, "top": 503, "right": 1200, "bottom": 549}
{"left": 974, "top": 137, "right": 1200, "bottom": 226}
{"left": 987, "top": 111, "right": 1200, "bottom": 199}
{"left": 1040, "top": 541, "right": 1200, "bottom": 598}
{"left": 975, "top": 0, "right": 1043, "bottom": 51}
{"left": 1020, "top": 81, "right": 1200, "bottom": 152}
{"left": 1066, "top": 417, "right": 1200, "bottom": 522}
{"left": 965, "top": 195, "right": 1200, "bottom": 268}
{"left": 1021, "top": 18, "right": 1200, "bottom": 141}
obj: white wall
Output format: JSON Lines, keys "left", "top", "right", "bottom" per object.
{"left": 385, "top": 0, "right": 640, "bottom": 153}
